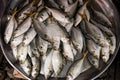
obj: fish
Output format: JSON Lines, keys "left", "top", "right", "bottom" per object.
{"left": 52, "top": 50, "right": 63, "bottom": 77}
{"left": 20, "top": 58, "right": 31, "bottom": 76}
{"left": 66, "top": 51, "right": 91, "bottom": 80}
{"left": 14, "top": 17, "right": 32, "bottom": 37}
{"left": 23, "top": 27, "right": 37, "bottom": 46}
{"left": 30, "top": 38, "right": 40, "bottom": 58}
{"left": 109, "top": 36, "right": 116, "bottom": 54}
{"left": 46, "top": 7, "right": 70, "bottom": 23}
{"left": 101, "top": 41, "right": 110, "bottom": 63}
{"left": 61, "top": 38, "right": 74, "bottom": 61}
{"left": 44, "top": 49, "right": 53, "bottom": 79}
{"left": 37, "top": 9, "right": 50, "bottom": 22}
{"left": 65, "top": 0, "right": 78, "bottom": 17}
{"left": 71, "top": 27, "right": 84, "bottom": 55}
{"left": 91, "top": 20, "right": 116, "bottom": 54}
{"left": 4, "top": 16, "right": 16, "bottom": 44}
{"left": 86, "top": 39, "right": 101, "bottom": 59}
{"left": 17, "top": 43, "right": 28, "bottom": 63}
{"left": 31, "top": 56, "right": 40, "bottom": 78}
{"left": 74, "top": 2, "right": 88, "bottom": 26}
{"left": 36, "top": 35, "right": 50, "bottom": 56}
{"left": 27, "top": 45, "right": 40, "bottom": 78}
{"left": 87, "top": 53, "right": 99, "bottom": 69}
{"left": 91, "top": 8, "right": 112, "bottom": 27}
{"left": 91, "top": 20, "right": 114, "bottom": 37}
{"left": 11, "top": 34, "right": 24, "bottom": 47}
{"left": 85, "top": 20, "right": 107, "bottom": 46}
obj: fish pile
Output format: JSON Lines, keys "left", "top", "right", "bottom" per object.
{"left": 3, "top": 0, "right": 116, "bottom": 80}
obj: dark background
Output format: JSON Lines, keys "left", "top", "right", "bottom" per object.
{"left": 0, "top": 0, "right": 120, "bottom": 80}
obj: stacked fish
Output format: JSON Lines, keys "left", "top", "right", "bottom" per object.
{"left": 3, "top": 0, "right": 116, "bottom": 80}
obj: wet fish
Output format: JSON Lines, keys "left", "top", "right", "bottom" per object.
{"left": 101, "top": 41, "right": 110, "bottom": 63}
{"left": 30, "top": 39, "right": 40, "bottom": 58}
{"left": 65, "top": 0, "right": 78, "bottom": 17}
{"left": 11, "top": 34, "right": 24, "bottom": 47}
{"left": 44, "top": 49, "right": 53, "bottom": 79}
{"left": 23, "top": 27, "right": 37, "bottom": 46}
{"left": 17, "top": 43, "right": 28, "bottom": 63}
{"left": 74, "top": 2, "right": 88, "bottom": 26}
{"left": 61, "top": 38, "right": 74, "bottom": 61}
{"left": 66, "top": 52, "right": 91, "bottom": 80}
{"left": 87, "top": 53, "right": 99, "bottom": 69}
{"left": 14, "top": 17, "right": 32, "bottom": 37}
{"left": 52, "top": 50, "right": 63, "bottom": 77}
{"left": 86, "top": 39, "right": 101, "bottom": 59}
{"left": 36, "top": 35, "right": 49, "bottom": 56}
{"left": 31, "top": 56, "right": 40, "bottom": 78}
{"left": 20, "top": 58, "right": 31, "bottom": 76}
{"left": 37, "top": 9, "right": 49, "bottom": 22}
{"left": 92, "top": 8, "right": 112, "bottom": 27}
{"left": 85, "top": 20, "right": 107, "bottom": 46}
{"left": 27, "top": 45, "right": 40, "bottom": 78}
{"left": 46, "top": 7, "right": 70, "bottom": 23}
{"left": 109, "top": 36, "right": 116, "bottom": 54}
{"left": 91, "top": 20, "right": 114, "bottom": 37}
{"left": 71, "top": 27, "right": 84, "bottom": 54}
{"left": 4, "top": 16, "right": 16, "bottom": 44}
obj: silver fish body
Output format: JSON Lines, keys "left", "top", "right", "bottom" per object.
{"left": 4, "top": 16, "right": 15, "bottom": 44}
{"left": 20, "top": 58, "right": 31, "bottom": 76}
{"left": 17, "top": 43, "right": 28, "bottom": 63}
{"left": 30, "top": 39, "right": 40, "bottom": 58}
{"left": 86, "top": 39, "right": 101, "bottom": 59}
{"left": 71, "top": 27, "right": 84, "bottom": 54}
{"left": 11, "top": 34, "right": 24, "bottom": 47}
{"left": 14, "top": 17, "right": 32, "bottom": 37}
{"left": 52, "top": 50, "right": 63, "bottom": 77}
{"left": 46, "top": 7, "right": 70, "bottom": 23}
{"left": 66, "top": 54, "right": 91, "bottom": 80}
{"left": 23, "top": 27, "right": 37, "bottom": 46}
{"left": 44, "top": 49, "right": 53, "bottom": 79}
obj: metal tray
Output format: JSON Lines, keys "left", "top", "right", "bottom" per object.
{"left": 0, "top": 0, "right": 120, "bottom": 80}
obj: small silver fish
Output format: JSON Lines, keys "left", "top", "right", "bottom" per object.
{"left": 46, "top": 7, "right": 70, "bottom": 23}
{"left": 30, "top": 38, "right": 40, "bottom": 58}
{"left": 92, "top": 8, "right": 112, "bottom": 27}
{"left": 61, "top": 38, "right": 74, "bottom": 61}
{"left": 20, "top": 58, "right": 31, "bottom": 76}
{"left": 37, "top": 9, "right": 49, "bottom": 22}
{"left": 11, "top": 34, "right": 24, "bottom": 47}
{"left": 65, "top": 0, "right": 78, "bottom": 17}
{"left": 71, "top": 27, "right": 84, "bottom": 54}
{"left": 27, "top": 45, "right": 40, "bottom": 78}
{"left": 52, "top": 50, "right": 63, "bottom": 77}
{"left": 101, "top": 40, "right": 110, "bottom": 63}
{"left": 85, "top": 20, "right": 106, "bottom": 46}
{"left": 74, "top": 2, "right": 88, "bottom": 26}
{"left": 86, "top": 39, "right": 101, "bottom": 59}
{"left": 31, "top": 56, "right": 40, "bottom": 78}
{"left": 66, "top": 52, "right": 91, "bottom": 80}
{"left": 4, "top": 16, "right": 15, "bottom": 44}
{"left": 14, "top": 17, "right": 32, "bottom": 37}
{"left": 23, "top": 27, "right": 37, "bottom": 46}
{"left": 17, "top": 43, "right": 28, "bottom": 63}
{"left": 44, "top": 49, "right": 53, "bottom": 79}
{"left": 87, "top": 53, "right": 99, "bottom": 69}
{"left": 109, "top": 36, "right": 116, "bottom": 54}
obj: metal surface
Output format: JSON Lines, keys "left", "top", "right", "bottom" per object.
{"left": 0, "top": 0, "right": 120, "bottom": 80}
